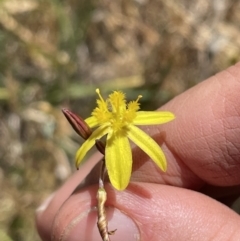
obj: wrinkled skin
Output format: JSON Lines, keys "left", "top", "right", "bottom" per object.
{"left": 36, "top": 62, "right": 240, "bottom": 241}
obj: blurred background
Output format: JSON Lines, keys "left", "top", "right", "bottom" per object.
{"left": 0, "top": 0, "right": 240, "bottom": 240}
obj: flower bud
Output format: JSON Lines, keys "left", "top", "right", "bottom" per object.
{"left": 95, "top": 139, "right": 105, "bottom": 155}
{"left": 62, "top": 108, "right": 92, "bottom": 140}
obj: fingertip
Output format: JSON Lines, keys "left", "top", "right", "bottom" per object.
{"left": 48, "top": 183, "right": 240, "bottom": 241}
{"left": 35, "top": 152, "right": 102, "bottom": 241}
{"left": 35, "top": 193, "right": 56, "bottom": 241}
{"left": 156, "top": 63, "right": 240, "bottom": 186}
{"left": 51, "top": 186, "right": 140, "bottom": 241}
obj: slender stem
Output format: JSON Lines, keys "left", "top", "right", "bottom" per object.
{"left": 99, "top": 158, "right": 106, "bottom": 189}
{"left": 97, "top": 158, "right": 111, "bottom": 241}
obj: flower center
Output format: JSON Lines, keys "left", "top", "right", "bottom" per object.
{"left": 92, "top": 89, "right": 142, "bottom": 132}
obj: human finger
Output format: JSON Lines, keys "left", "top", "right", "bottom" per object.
{"left": 51, "top": 182, "right": 240, "bottom": 241}
{"left": 131, "top": 62, "right": 240, "bottom": 188}
{"left": 35, "top": 152, "right": 102, "bottom": 241}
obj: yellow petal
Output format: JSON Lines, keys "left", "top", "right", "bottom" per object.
{"left": 133, "top": 111, "right": 175, "bottom": 125}
{"left": 75, "top": 124, "right": 109, "bottom": 168}
{"left": 127, "top": 124, "right": 167, "bottom": 171}
{"left": 85, "top": 116, "right": 99, "bottom": 128}
{"left": 105, "top": 130, "right": 132, "bottom": 190}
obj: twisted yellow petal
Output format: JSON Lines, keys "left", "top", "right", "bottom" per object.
{"left": 133, "top": 111, "right": 175, "bottom": 125}
{"left": 105, "top": 130, "right": 132, "bottom": 190}
{"left": 75, "top": 124, "right": 109, "bottom": 168}
{"left": 85, "top": 116, "right": 99, "bottom": 128}
{"left": 127, "top": 124, "right": 167, "bottom": 171}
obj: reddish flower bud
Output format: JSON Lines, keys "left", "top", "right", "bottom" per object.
{"left": 95, "top": 139, "right": 105, "bottom": 155}
{"left": 62, "top": 108, "right": 92, "bottom": 140}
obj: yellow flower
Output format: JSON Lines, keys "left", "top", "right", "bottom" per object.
{"left": 76, "top": 89, "right": 175, "bottom": 190}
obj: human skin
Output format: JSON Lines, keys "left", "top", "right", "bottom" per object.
{"left": 36, "top": 62, "right": 240, "bottom": 241}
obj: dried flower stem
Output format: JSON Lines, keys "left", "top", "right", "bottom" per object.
{"left": 97, "top": 159, "right": 116, "bottom": 241}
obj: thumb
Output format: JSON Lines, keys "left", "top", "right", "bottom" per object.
{"left": 50, "top": 183, "right": 240, "bottom": 241}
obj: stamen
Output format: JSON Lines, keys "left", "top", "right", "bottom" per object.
{"left": 96, "top": 88, "right": 105, "bottom": 103}
{"left": 136, "top": 95, "right": 142, "bottom": 102}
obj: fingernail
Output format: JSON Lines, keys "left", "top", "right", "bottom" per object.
{"left": 36, "top": 192, "right": 55, "bottom": 213}
{"left": 64, "top": 207, "right": 140, "bottom": 241}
